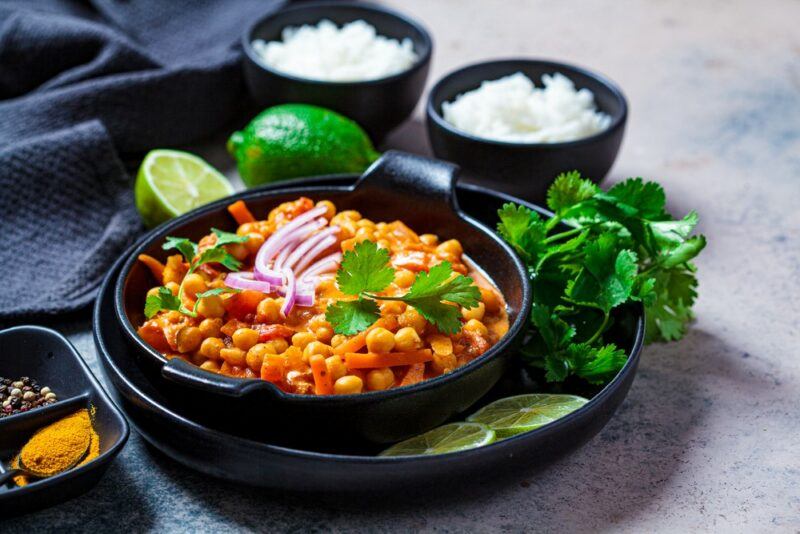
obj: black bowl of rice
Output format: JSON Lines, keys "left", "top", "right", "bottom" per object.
{"left": 242, "top": 1, "right": 433, "bottom": 141}
{"left": 426, "top": 59, "right": 627, "bottom": 203}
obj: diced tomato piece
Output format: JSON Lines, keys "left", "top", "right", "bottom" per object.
{"left": 137, "top": 322, "right": 170, "bottom": 353}
{"left": 253, "top": 324, "right": 294, "bottom": 342}
{"left": 223, "top": 289, "right": 266, "bottom": 320}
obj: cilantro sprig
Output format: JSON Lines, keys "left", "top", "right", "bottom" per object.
{"left": 144, "top": 228, "right": 247, "bottom": 318}
{"left": 498, "top": 171, "right": 706, "bottom": 385}
{"left": 325, "top": 241, "right": 481, "bottom": 335}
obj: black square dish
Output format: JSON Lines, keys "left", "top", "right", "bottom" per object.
{"left": 0, "top": 326, "right": 129, "bottom": 517}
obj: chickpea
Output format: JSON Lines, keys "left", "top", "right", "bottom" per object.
{"left": 165, "top": 281, "right": 180, "bottom": 295}
{"left": 292, "top": 331, "right": 315, "bottom": 350}
{"left": 246, "top": 343, "right": 276, "bottom": 372}
{"left": 366, "top": 327, "right": 395, "bottom": 353}
{"left": 480, "top": 287, "right": 502, "bottom": 313}
{"left": 436, "top": 239, "right": 463, "bottom": 258}
{"left": 147, "top": 287, "right": 161, "bottom": 298}
{"left": 198, "top": 337, "right": 224, "bottom": 360}
{"left": 220, "top": 347, "right": 247, "bottom": 367}
{"left": 232, "top": 328, "right": 259, "bottom": 351}
{"left": 339, "top": 210, "right": 361, "bottom": 222}
{"left": 356, "top": 218, "right": 376, "bottom": 229}
{"left": 399, "top": 308, "right": 427, "bottom": 335}
{"left": 394, "top": 327, "right": 423, "bottom": 351}
{"left": 162, "top": 257, "right": 185, "bottom": 285}
{"left": 326, "top": 356, "right": 347, "bottom": 382}
{"left": 226, "top": 242, "right": 249, "bottom": 261}
{"left": 334, "top": 375, "right": 364, "bottom": 395}
{"left": 330, "top": 334, "right": 347, "bottom": 348}
{"left": 283, "top": 346, "right": 304, "bottom": 369}
{"left": 380, "top": 301, "right": 406, "bottom": 315}
{"left": 338, "top": 220, "right": 357, "bottom": 240}
{"left": 176, "top": 326, "right": 203, "bottom": 353}
{"left": 376, "top": 239, "right": 391, "bottom": 250}
{"left": 303, "top": 341, "right": 332, "bottom": 359}
{"left": 256, "top": 298, "right": 282, "bottom": 324}
{"left": 314, "top": 326, "right": 334, "bottom": 344}
{"left": 244, "top": 233, "right": 265, "bottom": 255}
{"left": 464, "top": 319, "right": 489, "bottom": 337}
{"left": 355, "top": 227, "right": 375, "bottom": 242}
{"left": 271, "top": 338, "right": 289, "bottom": 353}
{"left": 236, "top": 222, "right": 258, "bottom": 236}
{"left": 196, "top": 294, "right": 225, "bottom": 318}
{"left": 200, "top": 360, "right": 220, "bottom": 373}
{"left": 461, "top": 302, "right": 486, "bottom": 321}
{"left": 182, "top": 273, "right": 207, "bottom": 299}
{"left": 198, "top": 318, "right": 223, "bottom": 338}
{"left": 420, "top": 234, "right": 439, "bottom": 246}
{"left": 393, "top": 269, "right": 416, "bottom": 288}
{"left": 316, "top": 200, "right": 337, "bottom": 220}
{"left": 431, "top": 352, "right": 458, "bottom": 374}
{"left": 191, "top": 352, "right": 206, "bottom": 366}
{"left": 366, "top": 368, "right": 395, "bottom": 391}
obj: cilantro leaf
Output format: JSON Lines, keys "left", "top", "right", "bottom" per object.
{"left": 163, "top": 237, "right": 197, "bottom": 262}
{"left": 336, "top": 240, "right": 395, "bottom": 296}
{"left": 191, "top": 287, "right": 240, "bottom": 313}
{"left": 595, "top": 177, "right": 667, "bottom": 219}
{"left": 546, "top": 171, "right": 599, "bottom": 215}
{"left": 497, "top": 203, "right": 548, "bottom": 263}
{"left": 531, "top": 304, "right": 575, "bottom": 352}
{"left": 658, "top": 235, "right": 706, "bottom": 268}
{"left": 326, "top": 298, "right": 381, "bottom": 335}
{"left": 144, "top": 287, "right": 182, "bottom": 318}
{"left": 545, "top": 343, "right": 627, "bottom": 384}
{"left": 195, "top": 247, "right": 242, "bottom": 272}
{"left": 645, "top": 267, "right": 698, "bottom": 343}
{"left": 649, "top": 211, "right": 699, "bottom": 249}
{"left": 212, "top": 228, "right": 249, "bottom": 246}
{"left": 566, "top": 234, "right": 638, "bottom": 312}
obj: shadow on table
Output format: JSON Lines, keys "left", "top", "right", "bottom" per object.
{"left": 133, "top": 328, "right": 774, "bottom": 531}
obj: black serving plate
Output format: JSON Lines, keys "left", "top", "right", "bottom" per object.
{"left": 93, "top": 176, "right": 643, "bottom": 492}
{"left": 0, "top": 326, "right": 129, "bottom": 516}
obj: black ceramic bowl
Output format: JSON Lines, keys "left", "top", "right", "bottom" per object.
{"left": 426, "top": 59, "right": 628, "bottom": 203}
{"left": 114, "top": 151, "right": 531, "bottom": 448}
{"left": 242, "top": 1, "right": 433, "bottom": 141}
{"left": 95, "top": 180, "right": 644, "bottom": 491}
{"left": 0, "top": 326, "right": 129, "bottom": 517}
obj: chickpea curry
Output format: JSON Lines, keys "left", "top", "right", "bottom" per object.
{"left": 137, "top": 197, "right": 508, "bottom": 395}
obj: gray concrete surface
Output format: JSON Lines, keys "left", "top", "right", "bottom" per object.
{"left": 5, "top": 0, "right": 800, "bottom": 531}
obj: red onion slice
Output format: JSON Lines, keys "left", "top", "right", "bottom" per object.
{"left": 255, "top": 205, "right": 328, "bottom": 273}
{"left": 292, "top": 233, "right": 339, "bottom": 275}
{"left": 299, "top": 252, "right": 342, "bottom": 282}
{"left": 284, "top": 226, "right": 340, "bottom": 271}
{"left": 280, "top": 267, "right": 297, "bottom": 317}
{"left": 224, "top": 272, "right": 272, "bottom": 293}
{"left": 255, "top": 218, "right": 326, "bottom": 282}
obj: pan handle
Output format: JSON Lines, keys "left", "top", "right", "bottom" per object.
{"left": 161, "top": 358, "right": 274, "bottom": 397}
{"left": 354, "top": 150, "right": 461, "bottom": 214}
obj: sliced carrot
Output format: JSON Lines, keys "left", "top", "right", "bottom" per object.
{"left": 345, "top": 350, "right": 433, "bottom": 369}
{"left": 260, "top": 354, "right": 286, "bottom": 382}
{"left": 227, "top": 200, "right": 256, "bottom": 225}
{"left": 333, "top": 319, "right": 388, "bottom": 355}
{"left": 310, "top": 354, "right": 334, "bottom": 395}
{"left": 138, "top": 254, "right": 165, "bottom": 282}
{"left": 400, "top": 363, "right": 426, "bottom": 386}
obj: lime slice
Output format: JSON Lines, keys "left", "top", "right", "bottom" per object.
{"left": 467, "top": 394, "right": 589, "bottom": 438}
{"left": 135, "top": 149, "right": 234, "bottom": 228}
{"left": 379, "top": 422, "right": 496, "bottom": 457}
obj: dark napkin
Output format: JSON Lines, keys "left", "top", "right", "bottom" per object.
{"left": 0, "top": 0, "right": 286, "bottom": 320}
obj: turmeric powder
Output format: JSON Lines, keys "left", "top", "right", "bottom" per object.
{"left": 12, "top": 408, "right": 100, "bottom": 486}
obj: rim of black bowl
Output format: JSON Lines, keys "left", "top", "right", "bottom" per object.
{"left": 426, "top": 58, "right": 628, "bottom": 149}
{"left": 115, "top": 179, "right": 532, "bottom": 404}
{"left": 99, "top": 179, "right": 645, "bottom": 462}
{"left": 242, "top": 1, "right": 433, "bottom": 87}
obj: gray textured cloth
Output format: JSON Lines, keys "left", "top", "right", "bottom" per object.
{"left": 0, "top": 0, "right": 286, "bottom": 319}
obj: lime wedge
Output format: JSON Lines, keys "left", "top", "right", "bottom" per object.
{"left": 379, "top": 422, "right": 496, "bottom": 457}
{"left": 135, "top": 149, "right": 234, "bottom": 228}
{"left": 466, "top": 394, "right": 589, "bottom": 438}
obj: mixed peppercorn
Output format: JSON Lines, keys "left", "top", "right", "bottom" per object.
{"left": 0, "top": 376, "right": 58, "bottom": 417}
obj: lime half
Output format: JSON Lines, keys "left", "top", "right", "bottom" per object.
{"left": 135, "top": 149, "right": 234, "bottom": 228}
{"left": 379, "top": 423, "right": 496, "bottom": 457}
{"left": 467, "top": 394, "right": 589, "bottom": 438}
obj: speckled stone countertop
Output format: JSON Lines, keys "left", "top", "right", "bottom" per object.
{"left": 7, "top": 0, "right": 800, "bottom": 531}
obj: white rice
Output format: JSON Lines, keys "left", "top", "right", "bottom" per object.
{"left": 252, "top": 19, "right": 418, "bottom": 82}
{"left": 441, "top": 72, "right": 611, "bottom": 143}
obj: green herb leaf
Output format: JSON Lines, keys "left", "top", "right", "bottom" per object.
{"left": 212, "top": 228, "right": 249, "bottom": 246}
{"left": 566, "top": 234, "right": 638, "bottom": 312}
{"left": 336, "top": 240, "right": 395, "bottom": 296}
{"left": 163, "top": 237, "right": 197, "bottom": 263}
{"left": 644, "top": 266, "right": 698, "bottom": 343}
{"left": 144, "top": 287, "right": 182, "bottom": 318}
{"left": 326, "top": 298, "right": 381, "bottom": 335}
{"left": 546, "top": 171, "right": 599, "bottom": 215}
{"left": 191, "top": 287, "right": 240, "bottom": 314}
{"left": 595, "top": 177, "right": 667, "bottom": 219}
{"left": 194, "top": 247, "right": 242, "bottom": 272}
{"left": 497, "top": 203, "right": 548, "bottom": 263}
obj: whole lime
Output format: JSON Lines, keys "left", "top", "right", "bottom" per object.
{"left": 228, "top": 104, "right": 381, "bottom": 187}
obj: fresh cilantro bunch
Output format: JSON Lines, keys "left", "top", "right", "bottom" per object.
{"left": 144, "top": 228, "right": 247, "bottom": 318}
{"left": 325, "top": 241, "right": 481, "bottom": 335}
{"left": 498, "top": 171, "right": 706, "bottom": 385}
